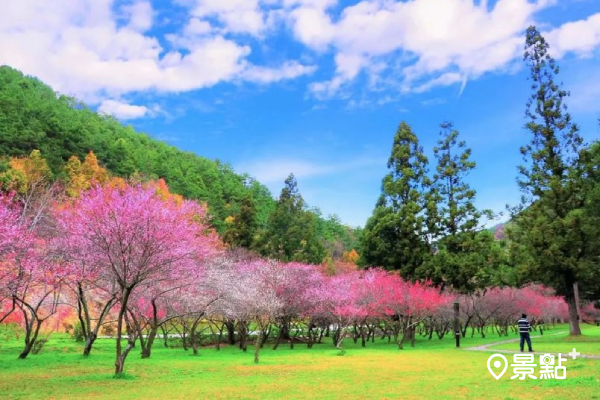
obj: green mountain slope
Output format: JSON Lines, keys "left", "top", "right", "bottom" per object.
{"left": 0, "top": 65, "right": 361, "bottom": 259}
{"left": 0, "top": 65, "right": 275, "bottom": 232}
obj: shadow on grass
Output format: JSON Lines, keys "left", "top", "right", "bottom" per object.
{"left": 113, "top": 372, "right": 136, "bottom": 380}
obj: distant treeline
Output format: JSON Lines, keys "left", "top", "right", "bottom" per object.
{"left": 0, "top": 65, "right": 361, "bottom": 263}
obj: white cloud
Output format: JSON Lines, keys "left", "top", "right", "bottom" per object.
{"left": 237, "top": 156, "right": 381, "bottom": 184}
{"left": 240, "top": 159, "right": 335, "bottom": 183}
{"left": 243, "top": 61, "right": 317, "bottom": 83}
{"left": 185, "top": 18, "right": 212, "bottom": 35}
{"left": 98, "top": 99, "right": 153, "bottom": 119}
{"left": 288, "top": 0, "right": 548, "bottom": 96}
{"left": 284, "top": 0, "right": 600, "bottom": 98}
{"left": 0, "top": 0, "right": 313, "bottom": 111}
{"left": 567, "top": 65, "right": 600, "bottom": 114}
{"left": 413, "top": 72, "right": 464, "bottom": 93}
{"left": 122, "top": 1, "right": 154, "bottom": 32}
{"left": 545, "top": 13, "right": 600, "bottom": 58}
{"left": 0, "top": 0, "right": 599, "bottom": 110}
{"left": 288, "top": 5, "right": 336, "bottom": 51}
{"left": 185, "top": 0, "right": 267, "bottom": 36}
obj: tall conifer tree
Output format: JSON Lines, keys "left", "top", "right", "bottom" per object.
{"left": 361, "top": 121, "right": 431, "bottom": 276}
{"left": 422, "top": 122, "right": 495, "bottom": 292}
{"left": 260, "top": 174, "right": 325, "bottom": 264}
{"left": 510, "top": 26, "right": 587, "bottom": 335}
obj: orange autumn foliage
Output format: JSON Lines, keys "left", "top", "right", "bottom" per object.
{"left": 64, "top": 151, "right": 109, "bottom": 197}
{"left": 1, "top": 150, "right": 52, "bottom": 194}
{"left": 320, "top": 258, "right": 359, "bottom": 276}
{"left": 342, "top": 249, "right": 360, "bottom": 264}
{"left": 145, "top": 178, "right": 184, "bottom": 205}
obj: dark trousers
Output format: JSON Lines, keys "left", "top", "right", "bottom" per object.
{"left": 520, "top": 333, "right": 532, "bottom": 351}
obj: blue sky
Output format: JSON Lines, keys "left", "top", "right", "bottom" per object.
{"left": 1, "top": 0, "right": 599, "bottom": 227}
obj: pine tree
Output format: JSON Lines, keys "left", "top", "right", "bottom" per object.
{"left": 360, "top": 121, "right": 431, "bottom": 276}
{"left": 579, "top": 141, "right": 600, "bottom": 302}
{"left": 422, "top": 122, "right": 495, "bottom": 292}
{"left": 260, "top": 174, "right": 325, "bottom": 264}
{"left": 510, "top": 26, "right": 587, "bottom": 335}
{"left": 223, "top": 193, "right": 258, "bottom": 249}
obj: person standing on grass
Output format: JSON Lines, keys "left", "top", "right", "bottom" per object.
{"left": 518, "top": 313, "right": 534, "bottom": 352}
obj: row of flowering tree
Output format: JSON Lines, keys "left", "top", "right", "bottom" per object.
{"left": 455, "top": 286, "right": 569, "bottom": 339}
{"left": 0, "top": 180, "right": 579, "bottom": 375}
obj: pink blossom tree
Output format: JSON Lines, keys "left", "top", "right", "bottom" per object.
{"left": 54, "top": 247, "right": 119, "bottom": 357}
{"left": 1, "top": 193, "right": 68, "bottom": 359}
{"left": 272, "top": 261, "right": 324, "bottom": 350}
{"left": 360, "top": 270, "right": 450, "bottom": 349}
{"left": 164, "top": 256, "right": 233, "bottom": 356}
{"left": 223, "top": 259, "right": 286, "bottom": 363}
{"left": 56, "top": 184, "right": 217, "bottom": 375}
{"left": 12, "top": 245, "right": 68, "bottom": 359}
{"left": 310, "top": 272, "right": 367, "bottom": 353}
{"left": 0, "top": 193, "right": 32, "bottom": 324}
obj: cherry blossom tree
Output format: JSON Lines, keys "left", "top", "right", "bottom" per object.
{"left": 272, "top": 262, "right": 324, "bottom": 350}
{"left": 0, "top": 193, "right": 32, "bottom": 324}
{"left": 356, "top": 269, "right": 451, "bottom": 349}
{"left": 456, "top": 285, "right": 569, "bottom": 338}
{"left": 56, "top": 184, "right": 217, "bottom": 375}
{"left": 310, "top": 272, "right": 367, "bottom": 353}
{"left": 221, "top": 259, "right": 286, "bottom": 363}
{"left": 12, "top": 245, "right": 68, "bottom": 359}
{"left": 1, "top": 186, "right": 70, "bottom": 359}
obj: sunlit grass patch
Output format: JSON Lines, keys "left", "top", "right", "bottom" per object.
{"left": 1, "top": 324, "right": 599, "bottom": 399}
{"left": 490, "top": 325, "right": 600, "bottom": 355}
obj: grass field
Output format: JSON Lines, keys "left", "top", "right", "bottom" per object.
{"left": 1, "top": 324, "right": 599, "bottom": 399}
{"left": 488, "top": 326, "right": 600, "bottom": 355}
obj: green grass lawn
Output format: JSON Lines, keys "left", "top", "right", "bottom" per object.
{"left": 1, "top": 324, "right": 599, "bottom": 399}
{"left": 489, "top": 324, "right": 600, "bottom": 355}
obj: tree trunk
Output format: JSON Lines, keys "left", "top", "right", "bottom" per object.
{"left": 254, "top": 329, "right": 262, "bottom": 364}
{"left": 161, "top": 325, "right": 169, "bottom": 347}
{"left": 573, "top": 281, "right": 582, "bottom": 323}
{"left": 272, "top": 326, "right": 284, "bottom": 350}
{"left": 361, "top": 325, "right": 367, "bottom": 347}
{"left": 238, "top": 321, "right": 248, "bottom": 352}
{"left": 461, "top": 316, "right": 471, "bottom": 338}
{"left": 78, "top": 283, "right": 116, "bottom": 357}
{"left": 83, "top": 333, "right": 97, "bottom": 356}
{"left": 141, "top": 327, "right": 158, "bottom": 358}
{"left": 352, "top": 323, "right": 359, "bottom": 344}
{"left": 335, "top": 327, "right": 346, "bottom": 354}
{"left": 190, "top": 318, "right": 202, "bottom": 356}
{"left": 216, "top": 323, "right": 224, "bottom": 350}
{"left": 226, "top": 320, "right": 236, "bottom": 345}
{"left": 307, "top": 323, "right": 314, "bottom": 349}
{"left": 19, "top": 341, "right": 34, "bottom": 359}
{"left": 280, "top": 318, "right": 291, "bottom": 340}
{"left": 18, "top": 302, "right": 45, "bottom": 360}
{"left": 260, "top": 326, "right": 270, "bottom": 348}
{"left": 114, "top": 288, "right": 131, "bottom": 375}
{"left": 317, "top": 328, "right": 325, "bottom": 343}
{"left": 19, "top": 319, "right": 42, "bottom": 359}
{"left": 566, "top": 294, "right": 582, "bottom": 336}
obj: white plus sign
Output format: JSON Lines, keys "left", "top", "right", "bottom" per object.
{"left": 568, "top": 348, "right": 580, "bottom": 360}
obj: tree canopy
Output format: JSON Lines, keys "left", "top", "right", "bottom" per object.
{"left": 0, "top": 66, "right": 360, "bottom": 263}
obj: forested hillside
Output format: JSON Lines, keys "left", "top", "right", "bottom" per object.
{"left": 0, "top": 66, "right": 360, "bottom": 262}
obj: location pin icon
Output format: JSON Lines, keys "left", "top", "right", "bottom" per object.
{"left": 487, "top": 354, "right": 508, "bottom": 380}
